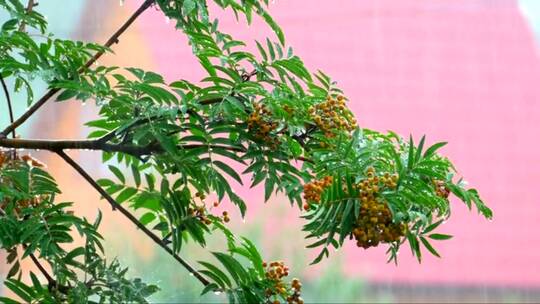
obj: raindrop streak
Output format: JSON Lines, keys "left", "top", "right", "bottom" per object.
{"left": 165, "top": 17, "right": 170, "bottom": 24}
{"left": 119, "top": 0, "right": 124, "bottom": 7}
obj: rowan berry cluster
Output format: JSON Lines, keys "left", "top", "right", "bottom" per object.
{"left": 302, "top": 175, "right": 333, "bottom": 210}
{"left": 432, "top": 179, "right": 450, "bottom": 199}
{"left": 263, "top": 261, "right": 304, "bottom": 304}
{"left": 0, "top": 151, "right": 45, "bottom": 168}
{"left": 247, "top": 103, "right": 279, "bottom": 147}
{"left": 190, "top": 195, "right": 230, "bottom": 225}
{"left": 0, "top": 151, "right": 46, "bottom": 214}
{"left": 187, "top": 205, "right": 212, "bottom": 225}
{"left": 352, "top": 167, "right": 405, "bottom": 249}
{"left": 308, "top": 95, "right": 357, "bottom": 138}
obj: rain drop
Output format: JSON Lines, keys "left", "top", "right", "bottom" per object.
{"left": 165, "top": 17, "right": 170, "bottom": 24}
{"left": 213, "top": 291, "right": 222, "bottom": 296}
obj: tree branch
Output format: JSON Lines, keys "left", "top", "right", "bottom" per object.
{"left": 0, "top": 0, "right": 156, "bottom": 138}
{"left": 55, "top": 150, "right": 211, "bottom": 287}
{"left": 26, "top": 250, "right": 52, "bottom": 285}
{"left": 0, "top": 137, "right": 159, "bottom": 157}
{"left": 18, "top": 0, "right": 35, "bottom": 32}
{"left": 0, "top": 137, "right": 313, "bottom": 164}
{"left": 0, "top": 76, "right": 16, "bottom": 139}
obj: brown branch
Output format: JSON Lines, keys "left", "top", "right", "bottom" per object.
{"left": 18, "top": 0, "right": 35, "bottom": 32}
{"left": 0, "top": 137, "right": 313, "bottom": 164}
{"left": 0, "top": 0, "right": 156, "bottom": 138}
{"left": 27, "top": 250, "right": 54, "bottom": 285}
{"left": 55, "top": 150, "right": 211, "bottom": 287}
{"left": 0, "top": 137, "right": 159, "bottom": 157}
{"left": 0, "top": 76, "right": 16, "bottom": 139}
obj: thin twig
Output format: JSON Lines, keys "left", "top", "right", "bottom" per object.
{"left": 18, "top": 0, "right": 35, "bottom": 32}
{"left": 27, "top": 249, "right": 53, "bottom": 285}
{"left": 0, "top": 0, "right": 156, "bottom": 137}
{"left": 56, "top": 150, "right": 211, "bottom": 287}
{"left": 0, "top": 76, "right": 16, "bottom": 139}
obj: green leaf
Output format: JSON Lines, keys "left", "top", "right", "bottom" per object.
{"left": 259, "top": 10, "right": 285, "bottom": 45}
{"left": 213, "top": 161, "right": 243, "bottom": 185}
{"left": 212, "top": 252, "right": 248, "bottom": 286}
{"left": 422, "top": 219, "right": 444, "bottom": 234}
{"left": 199, "top": 261, "right": 232, "bottom": 288}
{"left": 56, "top": 89, "right": 78, "bottom": 101}
{"left": 139, "top": 212, "right": 156, "bottom": 225}
{"left": 108, "top": 165, "right": 125, "bottom": 184}
{"left": 415, "top": 135, "right": 426, "bottom": 163}
{"left": 116, "top": 187, "right": 137, "bottom": 204}
{"left": 407, "top": 135, "right": 415, "bottom": 170}
{"left": 429, "top": 233, "right": 453, "bottom": 240}
{"left": 420, "top": 236, "right": 441, "bottom": 258}
{"left": 423, "top": 142, "right": 447, "bottom": 159}
{"left": 264, "top": 178, "right": 274, "bottom": 202}
{"left": 182, "top": 0, "right": 197, "bottom": 15}
{"left": 131, "top": 165, "right": 141, "bottom": 188}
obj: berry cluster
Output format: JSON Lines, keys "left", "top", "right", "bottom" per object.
{"left": 0, "top": 151, "right": 45, "bottom": 168}
{"left": 352, "top": 167, "right": 405, "bottom": 249}
{"left": 263, "top": 261, "right": 303, "bottom": 304}
{"left": 193, "top": 191, "right": 233, "bottom": 224}
{"left": 302, "top": 176, "right": 333, "bottom": 210}
{"left": 187, "top": 205, "right": 212, "bottom": 225}
{"left": 353, "top": 199, "right": 406, "bottom": 249}
{"left": 189, "top": 196, "right": 230, "bottom": 225}
{"left": 0, "top": 151, "right": 46, "bottom": 214}
{"left": 247, "top": 103, "right": 279, "bottom": 147}
{"left": 432, "top": 179, "right": 450, "bottom": 199}
{"left": 308, "top": 95, "right": 357, "bottom": 138}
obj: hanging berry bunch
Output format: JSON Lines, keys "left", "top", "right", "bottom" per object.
{"left": 432, "top": 179, "right": 450, "bottom": 199}
{"left": 187, "top": 205, "right": 213, "bottom": 225}
{"left": 190, "top": 195, "right": 230, "bottom": 225}
{"left": 263, "top": 261, "right": 304, "bottom": 304}
{"left": 0, "top": 151, "right": 45, "bottom": 169}
{"left": 352, "top": 167, "right": 406, "bottom": 249}
{"left": 308, "top": 95, "right": 357, "bottom": 138}
{"left": 0, "top": 151, "right": 47, "bottom": 214}
{"left": 247, "top": 103, "right": 279, "bottom": 148}
{"left": 302, "top": 175, "right": 333, "bottom": 211}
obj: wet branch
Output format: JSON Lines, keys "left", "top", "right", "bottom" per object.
{"left": 56, "top": 150, "right": 211, "bottom": 287}
{"left": 0, "top": 76, "right": 16, "bottom": 139}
